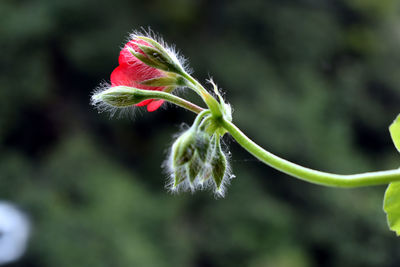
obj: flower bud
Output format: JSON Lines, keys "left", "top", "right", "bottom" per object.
{"left": 91, "top": 86, "right": 151, "bottom": 107}
{"left": 188, "top": 131, "right": 211, "bottom": 183}
{"left": 210, "top": 140, "right": 228, "bottom": 191}
{"left": 130, "top": 46, "right": 180, "bottom": 74}
{"left": 165, "top": 110, "right": 233, "bottom": 197}
{"left": 166, "top": 127, "right": 233, "bottom": 197}
{"left": 93, "top": 32, "right": 190, "bottom": 113}
{"left": 170, "top": 129, "right": 197, "bottom": 187}
{"left": 129, "top": 35, "right": 184, "bottom": 75}
{"left": 168, "top": 127, "right": 214, "bottom": 189}
{"left": 171, "top": 130, "right": 196, "bottom": 167}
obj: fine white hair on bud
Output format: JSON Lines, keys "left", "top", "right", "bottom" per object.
{"left": 90, "top": 83, "right": 139, "bottom": 119}
{"left": 206, "top": 135, "right": 233, "bottom": 198}
{"left": 129, "top": 27, "right": 193, "bottom": 75}
{"left": 206, "top": 78, "right": 233, "bottom": 123}
{"left": 164, "top": 123, "right": 233, "bottom": 198}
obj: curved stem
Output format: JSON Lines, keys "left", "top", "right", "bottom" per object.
{"left": 138, "top": 89, "right": 204, "bottom": 114}
{"left": 192, "top": 110, "right": 211, "bottom": 129}
{"left": 180, "top": 72, "right": 222, "bottom": 117}
{"left": 222, "top": 119, "right": 400, "bottom": 187}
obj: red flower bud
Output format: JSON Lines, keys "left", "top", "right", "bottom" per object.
{"left": 110, "top": 39, "right": 169, "bottom": 112}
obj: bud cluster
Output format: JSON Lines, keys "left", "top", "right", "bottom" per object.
{"left": 165, "top": 112, "right": 232, "bottom": 197}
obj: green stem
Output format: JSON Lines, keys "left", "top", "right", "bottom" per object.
{"left": 192, "top": 110, "right": 211, "bottom": 129}
{"left": 222, "top": 119, "right": 400, "bottom": 187}
{"left": 138, "top": 89, "right": 204, "bottom": 114}
{"left": 180, "top": 72, "right": 222, "bottom": 117}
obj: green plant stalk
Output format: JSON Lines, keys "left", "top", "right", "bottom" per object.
{"left": 221, "top": 119, "right": 400, "bottom": 187}
{"left": 136, "top": 89, "right": 204, "bottom": 114}
{"left": 180, "top": 72, "right": 223, "bottom": 117}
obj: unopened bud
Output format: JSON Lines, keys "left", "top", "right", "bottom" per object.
{"left": 172, "top": 130, "right": 196, "bottom": 166}
{"left": 128, "top": 36, "right": 183, "bottom": 74}
{"left": 169, "top": 127, "right": 215, "bottom": 188}
{"left": 170, "top": 129, "right": 197, "bottom": 187}
{"left": 166, "top": 113, "right": 233, "bottom": 197}
{"left": 210, "top": 140, "right": 228, "bottom": 190}
{"left": 92, "top": 86, "right": 151, "bottom": 107}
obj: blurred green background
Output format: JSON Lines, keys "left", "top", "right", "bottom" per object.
{"left": 1, "top": 0, "right": 400, "bottom": 266}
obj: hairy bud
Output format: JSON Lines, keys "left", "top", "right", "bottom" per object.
{"left": 166, "top": 116, "right": 233, "bottom": 197}
{"left": 210, "top": 137, "right": 228, "bottom": 191}
{"left": 169, "top": 129, "right": 209, "bottom": 188}
{"left": 129, "top": 35, "right": 185, "bottom": 75}
{"left": 91, "top": 86, "right": 159, "bottom": 108}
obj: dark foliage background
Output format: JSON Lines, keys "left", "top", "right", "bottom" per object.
{"left": 1, "top": 0, "right": 400, "bottom": 266}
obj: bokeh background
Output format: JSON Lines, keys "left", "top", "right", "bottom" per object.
{"left": 1, "top": 0, "right": 400, "bottom": 266}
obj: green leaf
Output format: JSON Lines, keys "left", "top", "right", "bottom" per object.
{"left": 389, "top": 114, "right": 400, "bottom": 152}
{"left": 384, "top": 182, "right": 400, "bottom": 235}
{"left": 383, "top": 115, "right": 400, "bottom": 235}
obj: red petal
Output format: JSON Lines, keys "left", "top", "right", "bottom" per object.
{"left": 119, "top": 39, "right": 152, "bottom": 65}
{"left": 110, "top": 65, "right": 134, "bottom": 86}
{"left": 118, "top": 39, "right": 166, "bottom": 85}
{"left": 110, "top": 38, "right": 168, "bottom": 113}
{"left": 147, "top": 100, "right": 164, "bottom": 112}
{"left": 110, "top": 64, "right": 166, "bottom": 90}
{"left": 136, "top": 99, "right": 153, "bottom": 106}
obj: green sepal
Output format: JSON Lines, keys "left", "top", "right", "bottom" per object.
{"left": 187, "top": 154, "right": 202, "bottom": 183}
{"left": 390, "top": 114, "right": 400, "bottom": 152}
{"left": 136, "top": 44, "right": 166, "bottom": 62}
{"left": 194, "top": 132, "right": 211, "bottom": 162}
{"left": 171, "top": 130, "right": 196, "bottom": 167}
{"left": 210, "top": 139, "right": 227, "bottom": 189}
{"left": 200, "top": 168, "right": 212, "bottom": 183}
{"left": 384, "top": 182, "right": 400, "bottom": 235}
{"left": 127, "top": 47, "right": 158, "bottom": 67}
{"left": 136, "top": 36, "right": 168, "bottom": 55}
{"left": 136, "top": 44, "right": 180, "bottom": 73}
{"left": 93, "top": 86, "right": 149, "bottom": 107}
{"left": 135, "top": 36, "right": 184, "bottom": 75}
{"left": 140, "top": 76, "right": 179, "bottom": 87}
{"left": 174, "top": 167, "right": 188, "bottom": 187}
